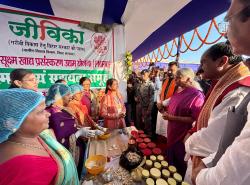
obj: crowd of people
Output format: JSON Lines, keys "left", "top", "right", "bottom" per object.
{"left": 0, "top": 70, "right": 127, "bottom": 184}
{"left": 0, "top": 0, "right": 250, "bottom": 184}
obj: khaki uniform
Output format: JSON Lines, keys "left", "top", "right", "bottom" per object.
{"left": 135, "top": 80, "right": 155, "bottom": 136}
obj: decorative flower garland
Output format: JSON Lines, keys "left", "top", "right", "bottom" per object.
{"left": 124, "top": 51, "right": 133, "bottom": 78}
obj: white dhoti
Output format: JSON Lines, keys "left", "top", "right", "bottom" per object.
{"left": 156, "top": 111, "right": 168, "bottom": 137}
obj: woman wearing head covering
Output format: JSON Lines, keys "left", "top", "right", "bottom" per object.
{"left": 162, "top": 68, "right": 205, "bottom": 177}
{"left": 45, "top": 83, "right": 101, "bottom": 177}
{"left": 0, "top": 89, "right": 79, "bottom": 185}
{"left": 68, "top": 84, "right": 106, "bottom": 132}
{"left": 100, "top": 78, "right": 126, "bottom": 130}
{"left": 9, "top": 68, "right": 38, "bottom": 91}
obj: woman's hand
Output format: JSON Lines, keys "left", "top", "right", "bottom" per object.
{"left": 162, "top": 112, "right": 174, "bottom": 120}
{"left": 117, "top": 112, "right": 126, "bottom": 118}
{"left": 157, "top": 102, "right": 163, "bottom": 110}
{"left": 96, "top": 125, "right": 108, "bottom": 132}
{"left": 95, "top": 130, "right": 104, "bottom": 136}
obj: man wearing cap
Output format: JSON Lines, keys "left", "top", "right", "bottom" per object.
{"left": 135, "top": 69, "right": 155, "bottom": 136}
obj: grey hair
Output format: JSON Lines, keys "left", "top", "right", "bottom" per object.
{"left": 177, "top": 68, "right": 203, "bottom": 91}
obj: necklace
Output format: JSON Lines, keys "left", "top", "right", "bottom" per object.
{"left": 7, "top": 140, "right": 45, "bottom": 151}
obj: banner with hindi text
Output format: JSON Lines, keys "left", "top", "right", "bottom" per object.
{"left": 0, "top": 8, "right": 116, "bottom": 89}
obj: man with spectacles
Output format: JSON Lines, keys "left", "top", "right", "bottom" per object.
{"left": 192, "top": 0, "right": 250, "bottom": 185}
{"left": 226, "top": 0, "right": 250, "bottom": 55}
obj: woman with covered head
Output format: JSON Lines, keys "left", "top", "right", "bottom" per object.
{"left": 9, "top": 68, "right": 39, "bottom": 91}
{"left": 0, "top": 89, "right": 79, "bottom": 185}
{"left": 162, "top": 68, "right": 205, "bottom": 177}
{"left": 68, "top": 84, "right": 106, "bottom": 132}
{"left": 45, "top": 83, "right": 100, "bottom": 177}
{"left": 100, "top": 78, "right": 126, "bottom": 130}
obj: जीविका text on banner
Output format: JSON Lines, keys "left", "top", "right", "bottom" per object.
{"left": 0, "top": 8, "right": 115, "bottom": 89}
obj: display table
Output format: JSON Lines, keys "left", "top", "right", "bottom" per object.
{"left": 88, "top": 129, "right": 129, "bottom": 158}
{"left": 82, "top": 128, "right": 142, "bottom": 185}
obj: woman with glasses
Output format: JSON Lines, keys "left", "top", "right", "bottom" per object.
{"left": 79, "top": 77, "right": 99, "bottom": 121}
{"left": 9, "top": 68, "right": 38, "bottom": 91}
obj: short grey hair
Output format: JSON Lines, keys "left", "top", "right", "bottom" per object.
{"left": 176, "top": 68, "right": 195, "bottom": 80}
{"left": 176, "top": 68, "right": 202, "bottom": 91}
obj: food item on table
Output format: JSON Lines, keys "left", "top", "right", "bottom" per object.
{"left": 112, "top": 166, "right": 134, "bottom": 185}
{"left": 126, "top": 151, "right": 141, "bottom": 163}
{"left": 131, "top": 131, "right": 139, "bottom": 139}
{"left": 156, "top": 178, "right": 168, "bottom": 185}
{"left": 132, "top": 134, "right": 139, "bottom": 139}
{"left": 150, "top": 168, "right": 161, "bottom": 179}
{"left": 102, "top": 170, "right": 113, "bottom": 183}
{"left": 146, "top": 178, "right": 155, "bottom": 185}
{"left": 167, "top": 177, "right": 177, "bottom": 185}
{"left": 140, "top": 134, "right": 147, "bottom": 138}
{"left": 119, "top": 149, "right": 143, "bottom": 171}
{"left": 144, "top": 138, "right": 151, "bottom": 143}
{"left": 136, "top": 138, "right": 143, "bottom": 143}
{"left": 98, "top": 132, "right": 111, "bottom": 140}
{"left": 138, "top": 130, "right": 144, "bottom": 134}
{"left": 173, "top": 172, "right": 183, "bottom": 183}
{"left": 150, "top": 155, "right": 157, "bottom": 162}
{"left": 147, "top": 142, "right": 156, "bottom": 149}
{"left": 131, "top": 167, "right": 143, "bottom": 182}
{"left": 145, "top": 160, "right": 153, "bottom": 169}
{"left": 142, "top": 148, "right": 152, "bottom": 156}
{"left": 138, "top": 143, "right": 147, "bottom": 149}
{"left": 128, "top": 139, "right": 137, "bottom": 151}
{"left": 157, "top": 155, "right": 164, "bottom": 162}
{"left": 131, "top": 130, "right": 138, "bottom": 136}
{"left": 142, "top": 169, "right": 150, "bottom": 179}
{"left": 154, "top": 162, "right": 161, "bottom": 170}
{"left": 168, "top": 165, "right": 177, "bottom": 174}
{"left": 162, "top": 169, "right": 170, "bottom": 179}
{"left": 161, "top": 160, "right": 168, "bottom": 168}
{"left": 85, "top": 155, "right": 106, "bottom": 175}
{"left": 152, "top": 148, "right": 162, "bottom": 155}
{"left": 86, "top": 161, "right": 98, "bottom": 168}
{"left": 128, "top": 139, "right": 136, "bottom": 145}
{"left": 182, "top": 181, "right": 190, "bottom": 185}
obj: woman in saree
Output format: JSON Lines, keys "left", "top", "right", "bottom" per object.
{"left": 162, "top": 68, "right": 205, "bottom": 177}
{"left": 0, "top": 88, "right": 79, "bottom": 185}
{"left": 79, "top": 77, "right": 99, "bottom": 121}
{"left": 9, "top": 68, "right": 38, "bottom": 91}
{"left": 68, "top": 84, "right": 106, "bottom": 132}
{"left": 45, "top": 83, "right": 100, "bottom": 177}
{"left": 100, "top": 78, "right": 126, "bottom": 130}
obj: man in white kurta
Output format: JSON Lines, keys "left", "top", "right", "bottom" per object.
{"left": 190, "top": 0, "right": 250, "bottom": 184}
{"left": 184, "top": 42, "right": 250, "bottom": 184}
{"left": 185, "top": 86, "right": 250, "bottom": 158}
{"left": 195, "top": 102, "right": 250, "bottom": 185}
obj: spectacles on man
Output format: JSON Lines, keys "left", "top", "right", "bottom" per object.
{"left": 218, "top": 4, "right": 250, "bottom": 33}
